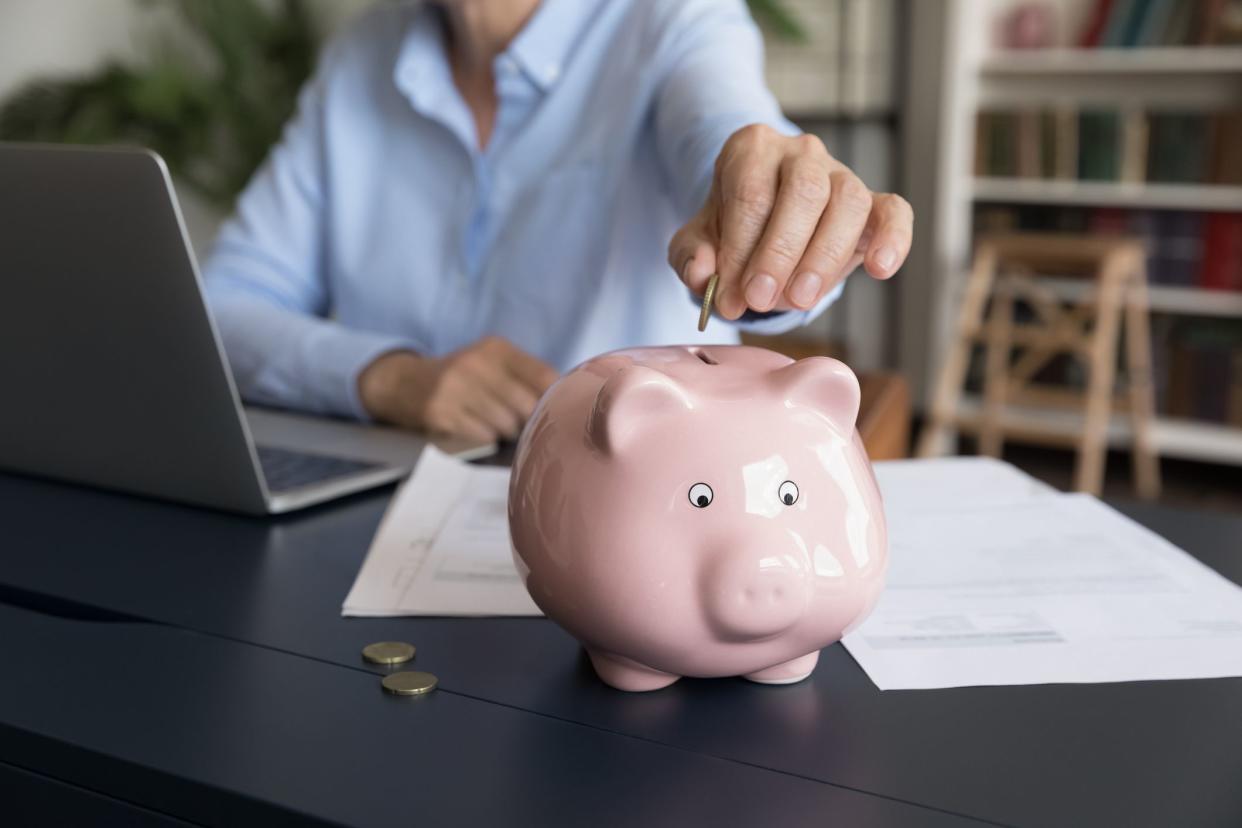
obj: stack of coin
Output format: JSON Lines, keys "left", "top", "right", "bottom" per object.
{"left": 381, "top": 671, "right": 438, "bottom": 696}
{"left": 362, "top": 641, "right": 416, "bottom": 666}
{"left": 363, "top": 640, "right": 438, "bottom": 697}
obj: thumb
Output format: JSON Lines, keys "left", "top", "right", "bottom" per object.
{"left": 667, "top": 210, "right": 718, "bottom": 296}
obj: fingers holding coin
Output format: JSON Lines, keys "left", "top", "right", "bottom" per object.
{"left": 668, "top": 210, "right": 718, "bottom": 298}
{"left": 667, "top": 124, "right": 913, "bottom": 325}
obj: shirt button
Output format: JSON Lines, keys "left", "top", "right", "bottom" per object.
{"left": 545, "top": 63, "right": 560, "bottom": 81}
{"left": 498, "top": 56, "right": 517, "bottom": 75}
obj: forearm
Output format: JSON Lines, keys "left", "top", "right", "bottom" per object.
{"left": 653, "top": 0, "right": 796, "bottom": 217}
{"left": 207, "top": 287, "right": 418, "bottom": 420}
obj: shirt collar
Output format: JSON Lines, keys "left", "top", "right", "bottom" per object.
{"left": 394, "top": 0, "right": 601, "bottom": 102}
{"left": 500, "top": 0, "right": 602, "bottom": 92}
{"left": 393, "top": 5, "right": 453, "bottom": 115}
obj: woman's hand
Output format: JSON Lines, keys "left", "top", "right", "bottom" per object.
{"left": 357, "top": 336, "right": 558, "bottom": 442}
{"left": 669, "top": 124, "right": 913, "bottom": 319}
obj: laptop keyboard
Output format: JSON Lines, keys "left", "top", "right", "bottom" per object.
{"left": 256, "top": 445, "right": 383, "bottom": 493}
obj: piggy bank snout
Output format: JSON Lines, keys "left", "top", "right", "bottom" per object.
{"left": 701, "top": 550, "right": 812, "bottom": 640}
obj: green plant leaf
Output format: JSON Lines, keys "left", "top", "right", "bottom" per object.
{"left": 747, "top": 0, "right": 807, "bottom": 43}
{"left": 0, "top": 0, "right": 322, "bottom": 211}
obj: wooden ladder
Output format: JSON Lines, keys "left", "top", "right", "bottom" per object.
{"left": 917, "top": 233, "right": 1161, "bottom": 499}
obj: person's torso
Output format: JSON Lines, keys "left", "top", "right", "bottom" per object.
{"left": 315, "top": 0, "right": 736, "bottom": 372}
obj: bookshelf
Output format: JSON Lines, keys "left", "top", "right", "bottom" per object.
{"left": 956, "top": 395, "right": 1242, "bottom": 465}
{"left": 901, "top": 0, "right": 1242, "bottom": 468}
{"left": 976, "top": 48, "right": 1242, "bottom": 109}
{"left": 973, "top": 178, "right": 1242, "bottom": 211}
{"left": 980, "top": 46, "right": 1242, "bottom": 75}
{"left": 1032, "top": 275, "right": 1242, "bottom": 319}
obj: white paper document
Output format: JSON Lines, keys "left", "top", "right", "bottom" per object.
{"left": 343, "top": 449, "right": 1242, "bottom": 691}
{"left": 870, "top": 455, "right": 1056, "bottom": 514}
{"left": 342, "top": 447, "right": 540, "bottom": 617}
{"left": 842, "top": 493, "right": 1242, "bottom": 689}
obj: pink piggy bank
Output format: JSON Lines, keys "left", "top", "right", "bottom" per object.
{"left": 508, "top": 345, "right": 887, "bottom": 692}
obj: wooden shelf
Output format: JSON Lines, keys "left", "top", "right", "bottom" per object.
{"left": 976, "top": 48, "right": 1242, "bottom": 107}
{"left": 957, "top": 396, "right": 1242, "bottom": 466}
{"left": 1016, "top": 277, "right": 1242, "bottom": 319}
{"left": 973, "top": 178, "right": 1242, "bottom": 211}
{"left": 1152, "top": 418, "right": 1242, "bottom": 465}
{"left": 980, "top": 47, "right": 1242, "bottom": 75}
{"left": 1146, "top": 285, "right": 1242, "bottom": 317}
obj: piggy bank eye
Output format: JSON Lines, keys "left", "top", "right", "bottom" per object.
{"left": 778, "top": 480, "right": 799, "bottom": 506}
{"left": 688, "top": 483, "right": 714, "bottom": 508}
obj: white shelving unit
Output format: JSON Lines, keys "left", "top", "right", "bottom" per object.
{"left": 973, "top": 178, "right": 1242, "bottom": 211}
{"left": 901, "top": 0, "right": 1242, "bottom": 468}
{"left": 980, "top": 46, "right": 1242, "bottom": 75}
{"left": 957, "top": 396, "right": 1242, "bottom": 465}
{"left": 1031, "top": 275, "right": 1242, "bottom": 319}
{"left": 975, "top": 43, "right": 1242, "bottom": 108}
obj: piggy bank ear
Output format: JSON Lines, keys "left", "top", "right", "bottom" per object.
{"left": 769, "top": 357, "right": 861, "bottom": 433}
{"left": 588, "top": 366, "right": 693, "bottom": 455}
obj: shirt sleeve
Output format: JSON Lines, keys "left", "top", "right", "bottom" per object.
{"left": 652, "top": 0, "right": 842, "bottom": 335}
{"left": 201, "top": 45, "right": 417, "bottom": 421}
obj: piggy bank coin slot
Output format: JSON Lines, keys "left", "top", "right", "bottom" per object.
{"left": 691, "top": 348, "right": 718, "bottom": 365}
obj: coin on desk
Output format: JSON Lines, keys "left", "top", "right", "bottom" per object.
{"left": 697, "top": 273, "right": 719, "bottom": 332}
{"left": 362, "top": 641, "right": 416, "bottom": 666}
{"left": 381, "top": 670, "right": 438, "bottom": 696}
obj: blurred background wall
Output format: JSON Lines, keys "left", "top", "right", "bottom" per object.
{"left": 0, "top": 0, "right": 370, "bottom": 256}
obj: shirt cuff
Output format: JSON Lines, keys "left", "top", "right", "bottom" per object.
{"left": 326, "top": 330, "right": 423, "bottom": 422}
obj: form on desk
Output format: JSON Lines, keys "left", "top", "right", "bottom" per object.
{"left": 844, "top": 493, "right": 1242, "bottom": 689}
{"left": 343, "top": 449, "right": 1242, "bottom": 690}
{"left": 343, "top": 447, "right": 538, "bottom": 617}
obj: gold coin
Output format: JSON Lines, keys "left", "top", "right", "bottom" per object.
{"left": 362, "top": 641, "right": 416, "bottom": 665}
{"left": 381, "top": 670, "right": 438, "bottom": 696}
{"left": 698, "top": 273, "right": 719, "bottom": 332}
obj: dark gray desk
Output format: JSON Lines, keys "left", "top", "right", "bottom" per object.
{"left": 0, "top": 473, "right": 1239, "bottom": 827}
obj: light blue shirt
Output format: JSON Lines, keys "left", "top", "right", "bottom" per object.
{"left": 203, "top": 0, "right": 841, "bottom": 419}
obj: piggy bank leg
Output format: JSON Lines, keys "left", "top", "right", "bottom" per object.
{"left": 587, "top": 649, "right": 680, "bottom": 692}
{"left": 744, "top": 651, "right": 820, "bottom": 685}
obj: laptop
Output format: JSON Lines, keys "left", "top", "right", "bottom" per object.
{"left": 0, "top": 143, "right": 494, "bottom": 514}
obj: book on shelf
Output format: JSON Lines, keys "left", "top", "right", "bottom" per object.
{"left": 1079, "top": 110, "right": 1121, "bottom": 181}
{"left": 975, "top": 108, "right": 1241, "bottom": 186}
{"left": 1053, "top": 107, "right": 1079, "bottom": 179}
{"left": 1153, "top": 210, "right": 1205, "bottom": 285}
{"left": 1163, "top": 320, "right": 1242, "bottom": 425}
{"left": 1016, "top": 110, "right": 1044, "bottom": 178}
{"left": 1147, "top": 113, "right": 1211, "bottom": 183}
{"left": 1135, "top": 0, "right": 1182, "bottom": 45}
{"left": 972, "top": 204, "right": 1240, "bottom": 291}
{"left": 1119, "top": 107, "right": 1149, "bottom": 183}
{"left": 1199, "top": 212, "right": 1242, "bottom": 291}
{"left": 1098, "top": 0, "right": 1139, "bottom": 46}
{"left": 1080, "top": 0, "right": 1117, "bottom": 46}
{"left": 1211, "top": 112, "right": 1242, "bottom": 185}
{"left": 1161, "top": 0, "right": 1199, "bottom": 44}
{"left": 1075, "top": 0, "right": 1242, "bottom": 47}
